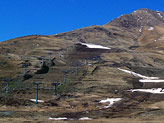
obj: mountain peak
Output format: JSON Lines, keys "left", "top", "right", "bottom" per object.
{"left": 133, "top": 8, "right": 153, "bottom": 12}
{"left": 131, "top": 8, "right": 162, "bottom": 15}
{"left": 106, "top": 8, "right": 164, "bottom": 30}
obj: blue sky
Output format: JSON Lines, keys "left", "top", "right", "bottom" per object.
{"left": 0, "top": 0, "right": 164, "bottom": 41}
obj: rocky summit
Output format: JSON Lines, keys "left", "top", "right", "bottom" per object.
{"left": 0, "top": 8, "right": 164, "bottom": 122}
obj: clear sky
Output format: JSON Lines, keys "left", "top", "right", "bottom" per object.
{"left": 1, "top": 0, "right": 164, "bottom": 42}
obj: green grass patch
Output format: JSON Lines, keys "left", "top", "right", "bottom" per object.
{"left": 57, "top": 68, "right": 86, "bottom": 94}
{"left": 0, "top": 80, "right": 30, "bottom": 93}
{"left": 0, "top": 61, "right": 7, "bottom": 66}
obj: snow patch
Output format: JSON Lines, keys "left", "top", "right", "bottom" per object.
{"left": 30, "top": 99, "right": 44, "bottom": 103}
{"left": 80, "top": 42, "right": 111, "bottom": 49}
{"left": 36, "top": 43, "right": 40, "bottom": 47}
{"left": 128, "top": 88, "right": 164, "bottom": 94}
{"left": 139, "top": 26, "right": 143, "bottom": 32}
{"left": 148, "top": 27, "right": 154, "bottom": 31}
{"left": 117, "top": 68, "right": 159, "bottom": 80}
{"left": 49, "top": 117, "right": 67, "bottom": 120}
{"left": 79, "top": 117, "right": 92, "bottom": 120}
{"left": 157, "top": 12, "right": 163, "bottom": 18}
{"left": 99, "top": 98, "right": 122, "bottom": 108}
{"left": 139, "top": 79, "right": 164, "bottom": 83}
{"left": 49, "top": 117, "right": 92, "bottom": 121}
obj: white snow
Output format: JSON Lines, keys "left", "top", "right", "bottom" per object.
{"left": 148, "top": 27, "right": 154, "bottom": 31}
{"left": 99, "top": 98, "right": 122, "bottom": 108}
{"left": 139, "top": 79, "right": 164, "bottom": 83}
{"left": 49, "top": 117, "right": 67, "bottom": 120}
{"left": 79, "top": 42, "right": 111, "bottom": 49}
{"left": 118, "top": 68, "right": 159, "bottom": 80}
{"left": 36, "top": 43, "right": 40, "bottom": 47}
{"left": 49, "top": 117, "right": 92, "bottom": 121}
{"left": 128, "top": 88, "right": 164, "bottom": 94}
{"left": 139, "top": 26, "right": 143, "bottom": 32}
{"left": 157, "top": 12, "right": 163, "bottom": 18}
{"left": 79, "top": 117, "right": 92, "bottom": 120}
{"left": 30, "top": 99, "right": 44, "bottom": 103}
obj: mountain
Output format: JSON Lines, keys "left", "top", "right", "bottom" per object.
{"left": 0, "top": 8, "right": 164, "bottom": 122}
{"left": 53, "top": 8, "right": 164, "bottom": 51}
{"left": 1, "top": 8, "right": 164, "bottom": 54}
{"left": 1, "top": 8, "right": 164, "bottom": 87}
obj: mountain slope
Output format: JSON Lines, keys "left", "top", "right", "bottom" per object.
{"left": 1, "top": 8, "right": 164, "bottom": 81}
{"left": 1, "top": 9, "right": 164, "bottom": 54}
{"left": 1, "top": 8, "right": 164, "bottom": 122}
